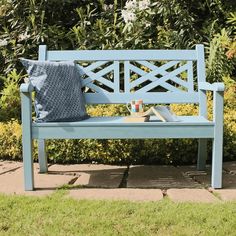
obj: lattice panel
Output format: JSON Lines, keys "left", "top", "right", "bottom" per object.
{"left": 77, "top": 60, "right": 194, "bottom": 94}
{"left": 77, "top": 61, "right": 119, "bottom": 93}
{"left": 124, "top": 60, "right": 194, "bottom": 93}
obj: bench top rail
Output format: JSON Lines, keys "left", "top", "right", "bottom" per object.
{"left": 44, "top": 49, "right": 197, "bottom": 61}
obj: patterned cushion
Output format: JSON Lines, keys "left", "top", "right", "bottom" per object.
{"left": 20, "top": 58, "right": 89, "bottom": 122}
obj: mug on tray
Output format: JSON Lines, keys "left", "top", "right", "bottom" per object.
{"left": 126, "top": 99, "right": 144, "bottom": 116}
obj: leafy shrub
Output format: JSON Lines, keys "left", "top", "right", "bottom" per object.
{"left": 0, "top": 70, "right": 22, "bottom": 121}
{"left": 206, "top": 29, "right": 235, "bottom": 83}
{"left": 0, "top": 0, "right": 235, "bottom": 77}
{"left": 0, "top": 81, "right": 235, "bottom": 164}
{"left": 222, "top": 77, "right": 236, "bottom": 160}
{"left": 0, "top": 119, "right": 22, "bottom": 159}
{"left": 0, "top": 0, "right": 84, "bottom": 75}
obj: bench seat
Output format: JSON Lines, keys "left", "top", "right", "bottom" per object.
{"left": 32, "top": 116, "right": 214, "bottom": 139}
{"left": 33, "top": 115, "right": 213, "bottom": 126}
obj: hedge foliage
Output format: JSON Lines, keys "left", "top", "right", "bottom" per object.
{"left": 0, "top": 79, "right": 235, "bottom": 165}
{"left": 0, "top": 0, "right": 235, "bottom": 164}
{"left": 0, "top": 0, "right": 235, "bottom": 78}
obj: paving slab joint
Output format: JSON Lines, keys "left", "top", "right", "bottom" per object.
{"left": 208, "top": 187, "right": 222, "bottom": 201}
{"left": 0, "top": 166, "right": 22, "bottom": 176}
{"left": 68, "top": 177, "right": 79, "bottom": 185}
{"left": 162, "top": 189, "right": 167, "bottom": 198}
{"left": 189, "top": 175, "right": 209, "bottom": 188}
{"left": 118, "top": 165, "right": 129, "bottom": 188}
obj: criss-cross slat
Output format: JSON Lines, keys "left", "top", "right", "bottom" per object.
{"left": 130, "top": 61, "right": 180, "bottom": 89}
{"left": 82, "top": 61, "right": 109, "bottom": 73}
{"left": 136, "top": 60, "right": 189, "bottom": 89}
{"left": 77, "top": 61, "right": 108, "bottom": 78}
{"left": 140, "top": 61, "right": 188, "bottom": 88}
{"left": 81, "top": 63, "right": 115, "bottom": 90}
{"left": 129, "top": 63, "right": 147, "bottom": 76}
{"left": 86, "top": 83, "right": 109, "bottom": 93}
{"left": 128, "top": 63, "right": 181, "bottom": 92}
{"left": 136, "top": 64, "right": 190, "bottom": 93}
{"left": 137, "top": 60, "right": 179, "bottom": 76}
{"left": 154, "top": 82, "right": 181, "bottom": 92}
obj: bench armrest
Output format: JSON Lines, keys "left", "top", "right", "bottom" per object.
{"left": 198, "top": 82, "right": 224, "bottom": 122}
{"left": 20, "top": 83, "right": 33, "bottom": 126}
{"left": 199, "top": 82, "right": 225, "bottom": 92}
{"left": 20, "top": 83, "right": 34, "bottom": 93}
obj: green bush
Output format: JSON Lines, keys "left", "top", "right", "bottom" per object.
{"left": 0, "top": 80, "right": 235, "bottom": 164}
{"left": 0, "top": 119, "right": 22, "bottom": 159}
{"left": 0, "top": 70, "right": 22, "bottom": 121}
{"left": 0, "top": 0, "right": 235, "bottom": 77}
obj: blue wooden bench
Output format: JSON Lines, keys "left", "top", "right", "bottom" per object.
{"left": 20, "top": 44, "right": 224, "bottom": 190}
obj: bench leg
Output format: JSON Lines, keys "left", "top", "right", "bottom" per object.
{"left": 21, "top": 89, "right": 34, "bottom": 191}
{"left": 22, "top": 136, "right": 34, "bottom": 191}
{"left": 212, "top": 135, "right": 223, "bottom": 188}
{"left": 38, "top": 139, "right": 48, "bottom": 173}
{"left": 211, "top": 91, "right": 224, "bottom": 189}
{"left": 197, "top": 138, "right": 207, "bottom": 170}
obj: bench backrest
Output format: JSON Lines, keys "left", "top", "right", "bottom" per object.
{"left": 38, "top": 45, "right": 206, "bottom": 105}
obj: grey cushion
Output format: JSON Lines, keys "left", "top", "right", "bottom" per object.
{"left": 20, "top": 58, "right": 89, "bottom": 122}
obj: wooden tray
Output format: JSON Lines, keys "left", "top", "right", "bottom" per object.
{"left": 124, "top": 115, "right": 150, "bottom": 122}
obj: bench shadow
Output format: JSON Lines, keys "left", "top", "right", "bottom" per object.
{"left": 45, "top": 166, "right": 128, "bottom": 190}
{"left": 34, "top": 164, "right": 236, "bottom": 191}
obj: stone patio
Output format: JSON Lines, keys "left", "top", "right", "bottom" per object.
{"left": 0, "top": 160, "right": 236, "bottom": 202}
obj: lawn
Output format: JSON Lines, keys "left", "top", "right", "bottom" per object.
{"left": 0, "top": 191, "right": 236, "bottom": 236}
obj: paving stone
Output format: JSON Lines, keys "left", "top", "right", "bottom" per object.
{"left": 127, "top": 165, "right": 201, "bottom": 189}
{"left": 193, "top": 172, "right": 236, "bottom": 189}
{"left": 0, "top": 161, "right": 22, "bottom": 174}
{"left": 223, "top": 161, "right": 236, "bottom": 175}
{"left": 222, "top": 174, "right": 236, "bottom": 189}
{"left": 49, "top": 164, "right": 127, "bottom": 173}
{"left": 69, "top": 188, "right": 163, "bottom": 202}
{"left": 177, "top": 165, "right": 212, "bottom": 177}
{"left": 178, "top": 165, "right": 236, "bottom": 189}
{"left": 0, "top": 166, "right": 74, "bottom": 195}
{"left": 214, "top": 190, "right": 236, "bottom": 201}
{"left": 167, "top": 188, "right": 219, "bottom": 203}
{"left": 73, "top": 170, "right": 125, "bottom": 188}
{"left": 1, "top": 160, "right": 235, "bottom": 201}
{"left": 49, "top": 164, "right": 127, "bottom": 188}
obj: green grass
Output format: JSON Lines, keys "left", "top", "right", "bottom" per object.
{"left": 0, "top": 191, "right": 236, "bottom": 236}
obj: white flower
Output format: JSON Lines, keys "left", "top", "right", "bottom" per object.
{"left": 139, "top": 0, "right": 150, "bottom": 10}
{"left": 125, "top": 0, "right": 137, "bottom": 10}
{"left": 0, "top": 39, "right": 8, "bottom": 47}
{"left": 103, "top": 4, "right": 113, "bottom": 10}
{"left": 103, "top": 4, "right": 108, "bottom": 10}
{"left": 18, "top": 32, "right": 30, "bottom": 41}
{"left": 122, "top": 9, "right": 136, "bottom": 23}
